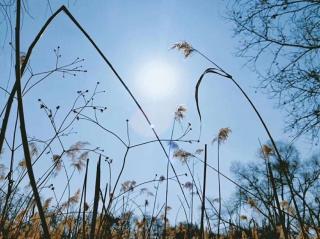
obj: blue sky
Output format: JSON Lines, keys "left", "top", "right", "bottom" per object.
{"left": 0, "top": 0, "right": 316, "bottom": 224}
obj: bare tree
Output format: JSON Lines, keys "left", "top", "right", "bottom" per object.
{"left": 227, "top": 0, "right": 320, "bottom": 141}
{"left": 230, "top": 141, "right": 320, "bottom": 238}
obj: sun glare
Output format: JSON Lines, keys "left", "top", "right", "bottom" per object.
{"left": 135, "top": 60, "right": 179, "bottom": 101}
{"left": 131, "top": 59, "right": 185, "bottom": 137}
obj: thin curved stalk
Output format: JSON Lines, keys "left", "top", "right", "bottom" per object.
{"left": 177, "top": 195, "right": 189, "bottom": 226}
{"left": 195, "top": 67, "right": 288, "bottom": 239}
{"left": 148, "top": 178, "right": 160, "bottom": 237}
{"left": 62, "top": 6, "right": 190, "bottom": 210}
{"left": 195, "top": 45, "right": 308, "bottom": 237}
{"left": 0, "top": 5, "right": 66, "bottom": 154}
{"left": 106, "top": 147, "right": 129, "bottom": 212}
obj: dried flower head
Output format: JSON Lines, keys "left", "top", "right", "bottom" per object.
{"left": 70, "top": 190, "right": 80, "bottom": 203}
{"left": 84, "top": 201, "right": 89, "bottom": 211}
{"left": 276, "top": 225, "right": 286, "bottom": 239}
{"left": 136, "top": 219, "right": 145, "bottom": 229}
{"left": 61, "top": 189, "right": 80, "bottom": 209}
{"left": 20, "top": 52, "right": 26, "bottom": 68}
{"left": 66, "top": 141, "right": 89, "bottom": 171}
{"left": 252, "top": 227, "right": 259, "bottom": 239}
{"left": 159, "top": 175, "right": 166, "bottom": 182}
{"left": 66, "top": 141, "right": 89, "bottom": 159}
{"left": 19, "top": 160, "right": 27, "bottom": 168}
{"left": 247, "top": 198, "right": 257, "bottom": 208}
{"left": 261, "top": 144, "right": 273, "bottom": 157}
{"left": 212, "top": 127, "right": 232, "bottom": 144}
{"left": 121, "top": 180, "right": 136, "bottom": 192}
{"left": 183, "top": 181, "right": 193, "bottom": 191}
{"left": 287, "top": 206, "right": 296, "bottom": 216}
{"left": 44, "top": 197, "right": 53, "bottom": 209}
{"left": 0, "top": 164, "right": 6, "bottom": 180}
{"left": 71, "top": 156, "right": 87, "bottom": 171}
{"left": 52, "top": 154, "right": 62, "bottom": 172}
{"left": 171, "top": 41, "right": 194, "bottom": 58}
{"left": 242, "top": 231, "right": 249, "bottom": 239}
{"left": 195, "top": 148, "right": 204, "bottom": 155}
{"left": 175, "top": 105, "right": 187, "bottom": 121}
{"left": 280, "top": 200, "right": 289, "bottom": 209}
{"left": 240, "top": 215, "right": 248, "bottom": 221}
{"left": 29, "top": 143, "right": 38, "bottom": 158}
{"left": 173, "top": 149, "right": 193, "bottom": 163}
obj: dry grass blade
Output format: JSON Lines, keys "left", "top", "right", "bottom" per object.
{"left": 200, "top": 144, "right": 207, "bottom": 239}
{"left": 0, "top": 5, "right": 67, "bottom": 159}
{"left": 90, "top": 155, "right": 101, "bottom": 239}
{"left": 74, "top": 158, "right": 89, "bottom": 236}
{"left": 82, "top": 158, "right": 90, "bottom": 238}
{"left": 195, "top": 69, "right": 208, "bottom": 122}
{"left": 14, "top": 0, "right": 50, "bottom": 237}
{"left": 194, "top": 65, "right": 289, "bottom": 238}
{"left": 195, "top": 68, "right": 230, "bottom": 123}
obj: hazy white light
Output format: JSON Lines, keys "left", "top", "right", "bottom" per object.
{"left": 135, "top": 60, "right": 179, "bottom": 101}
{"left": 131, "top": 59, "right": 187, "bottom": 138}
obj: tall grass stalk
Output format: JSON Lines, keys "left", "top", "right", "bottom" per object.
{"left": 171, "top": 43, "right": 290, "bottom": 236}
{"left": 200, "top": 144, "right": 207, "bottom": 239}
{"left": 14, "top": 0, "right": 50, "bottom": 237}
{"left": 90, "top": 155, "right": 101, "bottom": 239}
{"left": 217, "top": 140, "right": 221, "bottom": 238}
{"left": 195, "top": 67, "right": 288, "bottom": 239}
{"left": 74, "top": 158, "right": 89, "bottom": 238}
{"left": 163, "top": 119, "right": 176, "bottom": 239}
{"left": 0, "top": 110, "right": 18, "bottom": 233}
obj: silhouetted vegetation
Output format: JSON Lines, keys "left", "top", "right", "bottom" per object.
{"left": 227, "top": 0, "right": 320, "bottom": 141}
{"left": 0, "top": 1, "right": 319, "bottom": 238}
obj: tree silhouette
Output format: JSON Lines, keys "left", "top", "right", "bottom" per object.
{"left": 228, "top": 0, "right": 320, "bottom": 141}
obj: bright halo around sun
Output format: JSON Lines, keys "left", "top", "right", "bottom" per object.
{"left": 134, "top": 60, "right": 180, "bottom": 101}
{"left": 131, "top": 59, "right": 185, "bottom": 138}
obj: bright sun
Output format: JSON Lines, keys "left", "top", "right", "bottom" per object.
{"left": 134, "top": 60, "right": 179, "bottom": 101}
{"left": 131, "top": 59, "right": 184, "bottom": 137}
